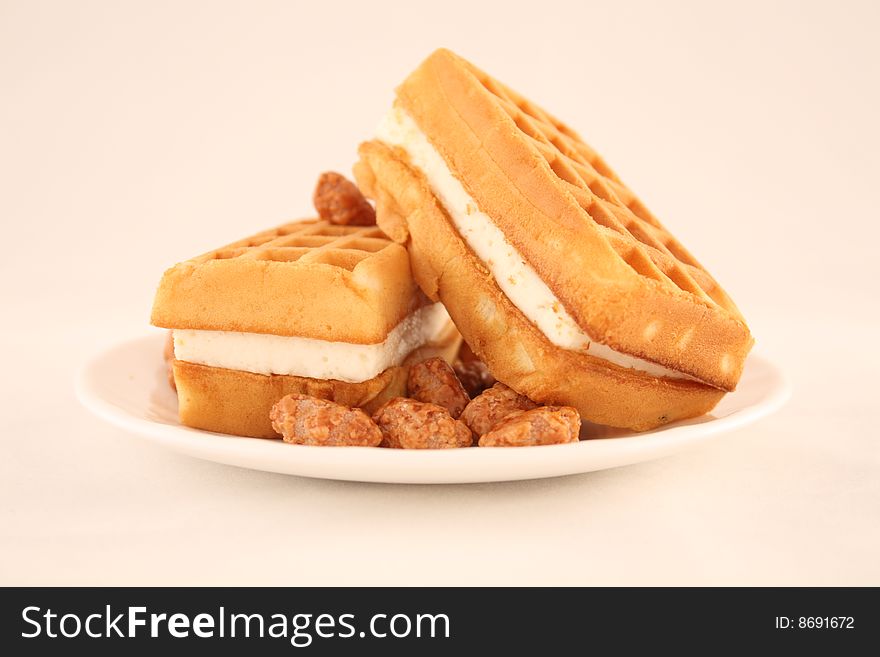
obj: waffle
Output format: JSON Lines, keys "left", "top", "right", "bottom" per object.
{"left": 152, "top": 219, "right": 421, "bottom": 342}
{"left": 151, "top": 218, "right": 462, "bottom": 437}
{"left": 356, "top": 49, "right": 752, "bottom": 430}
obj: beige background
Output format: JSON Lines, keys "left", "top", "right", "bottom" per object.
{"left": 1, "top": 0, "right": 878, "bottom": 584}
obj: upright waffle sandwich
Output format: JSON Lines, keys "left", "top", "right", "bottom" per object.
{"left": 356, "top": 49, "right": 753, "bottom": 431}
{"left": 152, "top": 219, "right": 460, "bottom": 438}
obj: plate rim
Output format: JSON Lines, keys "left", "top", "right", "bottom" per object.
{"left": 75, "top": 334, "right": 791, "bottom": 484}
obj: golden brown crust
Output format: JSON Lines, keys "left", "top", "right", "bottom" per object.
{"left": 163, "top": 331, "right": 176, "bottom": 390}
{"left": 151, "top": 219, "right": 423, "bottom": 343}
{"left": 383, "top": 48, "right": 752, "bottom": 389}
{"left": 356, "top": 140, "right": 725, "bottom": 431}
{"left": 170, "top": 323, "right": 461, "bottom": 438}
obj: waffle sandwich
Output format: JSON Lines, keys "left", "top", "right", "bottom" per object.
{"left": 355, "top": 49, "right": 753, "bottom": 430}
{"left": 151, "top": 219, "right": 460, "bottom": 438}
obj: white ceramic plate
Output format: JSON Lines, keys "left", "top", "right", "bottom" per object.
{"left": 76, "top": 334, "right": 789, "bottom": 484}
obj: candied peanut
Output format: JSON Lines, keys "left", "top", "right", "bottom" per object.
{"left": 408, "top": 357, "right": 470, "bottom": 418}
{"left": 478, "top": 406, "right": 581, "bottom": 447}
{"left": 372, "top": 398, "right": 472, "bottom": 449}
{"left": 313, "top": 171, "right": 376, "bottom": 226}
{"left": 453, "top": 359, "right": 496, "bottom": 398}
{"left": 270, "top": 394, "right": 382, "bottom": 446}
{"left": 459, "top": 383, "right": 538, "bottom": 437}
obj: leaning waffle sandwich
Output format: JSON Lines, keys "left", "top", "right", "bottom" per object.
{"left": 356, "top": 48, "right": 753, "bottom": 431}
{"left": 152, "top": 218, "right": 460, "bottom": 438}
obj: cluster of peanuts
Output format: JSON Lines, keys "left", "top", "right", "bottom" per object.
{"left": 269, "top": 354, "right": 581, "bottom": 448}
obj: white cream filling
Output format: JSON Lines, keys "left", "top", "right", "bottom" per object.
{"left": 173, "top": 303, "right": 450, "bottom": 383}
{"left": 376, "top": 107, "right": 695, "bottom": 381}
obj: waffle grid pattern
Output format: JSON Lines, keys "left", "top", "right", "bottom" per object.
{"left": 474, "top": 73, "right": 737, "bottom": 315}
{"left": 195, "top": 221, "right": 392, "bottom": 272}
